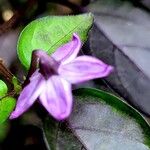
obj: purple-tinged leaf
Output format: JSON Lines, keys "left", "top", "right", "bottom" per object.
{"left": 68, "top": 88, "right": 150, "bottom": 150}
{"left": 140, "top": 0, "right": 150, "bottom": 9}
{"left": 43, "top": 117, "right": 85, "bottom": 150}
{"left": 87, "top": 0, "right": 150, "bottom": 116}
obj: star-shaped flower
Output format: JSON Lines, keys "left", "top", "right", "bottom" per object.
{"left": 10, "top": 33, "right": 113, "bottom": 120}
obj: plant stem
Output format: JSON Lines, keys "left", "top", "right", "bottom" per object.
{"left": 0, "top": 59, "right": 13, "bottom": 83}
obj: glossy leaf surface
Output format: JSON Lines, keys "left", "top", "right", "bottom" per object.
{"left": 87, "top": 0, "right": 150, "bottom": 115}
{"left": 0, "top": 97, "right": 16, "bottom": 124}
{"left": 43, "top": 117, "right": 85, "bottom": 150}
{"left": 68, "top": 88, "right": 150, "bottom": 150}
{"left": 0, "top": 80, "right": 8, "bottom": 98}
{"left": 18, "top": 13, "right": 93, "bottom": 69}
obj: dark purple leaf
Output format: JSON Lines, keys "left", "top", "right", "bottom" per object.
{"left": 140, "top": 0, "right": 150, "bottom": 9}
{"left": 87, "top": 0, "right": 150, "bottom": 115}
{"left": 68, "top": 88, "right": 150, "bottom": 150}
{"left": 43, "top": 117, "right": 85, "bottom": 150}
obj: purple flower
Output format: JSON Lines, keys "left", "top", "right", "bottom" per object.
{"left": 10, "top": 33, "right": 113, "bottom": 120}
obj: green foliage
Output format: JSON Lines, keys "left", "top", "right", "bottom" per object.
{"left": 17, "top": 13, "right": 93, "bottom": 69}
{"left": 0, "top": 121, "right": 9, "bottom": 142}
{"left": 12, "top": 76, "right": 22, "bottom": 94}
{"left": 0, "top": 97, "right": 16, "bottom": 124}
{"left": 0, "top": 80, "right": 8, "bottom": 98}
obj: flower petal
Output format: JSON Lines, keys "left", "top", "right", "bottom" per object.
{"left": 39, "top": 75, "right": 72, "bottom": 120}
{"left": 10, "top": 71, "right": 46, "bottom": 119}
{"left": 52, "top": 33, "right": 81, "bottom": 64}
{"left": 59, "top": 56, "right": 113, "bottom": 84}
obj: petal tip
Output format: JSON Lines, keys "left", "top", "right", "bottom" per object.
{"left": 106, "top": 65, "right": 114, "bottom": 75}
{"left": 73, "top": 32, "right": 79, "bottom": 38}
{"left": 9, "top": 112, "right": 19, "bottom": 119}
{"left": 72, "top": 33, "right": 81, "bottom": 43}
{"left": 57, "top": 105, "right": 73, "bottom": 121}
{"left": 54, "top": 112, "right": 71, "bottom": 121}
{"left": 101, "top": 65, "right": 114, "bottom": 78}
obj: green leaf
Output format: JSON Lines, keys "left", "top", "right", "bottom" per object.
{"left": 17, "top": 13, "right": 93, "bottom": 69}
{"left": 0, "top": 121, "right": 9, "bottom": 142}
{"left": 68, "top": 88, "right": 150, "bottom": 150}
{"left": 0, "top": 80, "right": 8, "bottom": 98}
{"left": 12, "top": 76, "right": 22, "bottom": 94}
{"left": 0, "top": 97, "right": 16, "bottom": 124}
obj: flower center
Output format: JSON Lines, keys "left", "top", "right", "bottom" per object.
{"left": 38, "top": 52, "right": 59, "bottom": 79}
